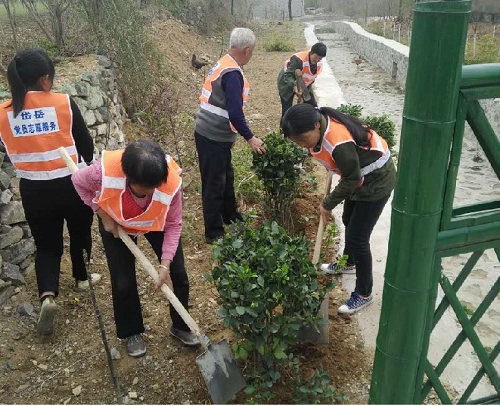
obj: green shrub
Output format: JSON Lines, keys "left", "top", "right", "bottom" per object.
{"left": 252, "top": 131, "right": 307, "bottom": 229}
{"left": 263, "top": 34, "right": 294, "bottom": 52}
{"left": 465, "top": 34, "right": 500, "bottom": 65}
{"left": 232, "top": 147, "right": 263, "bottom": 204}
{"left": 210, "top": 216, "right": 332, "bottom": 361}
{"left": 362, "top": 114, "right": 397, "bottom": 152}
{"left": 337, "top": 103, "right": 363, "bottom": 118}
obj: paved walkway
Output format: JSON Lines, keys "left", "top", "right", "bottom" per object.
{"left": 307, "top": 21, "right": 500, "bottom": 400}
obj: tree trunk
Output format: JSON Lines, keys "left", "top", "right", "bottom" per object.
{"left": 1, "top": 0, "right": 18, "bottom": 49}
{"left": 231, "top": 0, "right": 234, "bottom": 15}
{"left": 288, "top": 0, "right": 293, "bottom": 21}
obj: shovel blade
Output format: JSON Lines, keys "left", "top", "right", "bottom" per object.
{"left": 196, "top": 339, "right": 246, "bottom": 404}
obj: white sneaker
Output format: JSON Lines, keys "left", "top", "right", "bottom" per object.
{"left": 338, "top": 292, "right": 373, "bottom": 315}
{"left": 75, "top": 273, "right": 102, "bottom": 291}
{"left": 320, "top": 263, "right": 356, "bottom": 275}
{"left": 37, "top": 296, "right": 59, "bottom": 335}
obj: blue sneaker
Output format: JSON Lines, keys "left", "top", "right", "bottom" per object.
{"left": 320, "top": 262, "right": 356, "bottom": 275}
{"left": 338, "top": 292, "right": 373, "bottom": 315}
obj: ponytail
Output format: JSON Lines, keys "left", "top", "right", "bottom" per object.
{"left": 318, "top": 107, "right": 371, "bottom": 148}
{"left": 7, "top": 57, "right": 27, "bottom": 118}
{"left": 282, "top": 103, "right": 372, "bottom": 149}
{"left": 5, "top": 49, "right": 55, "bottom": 118}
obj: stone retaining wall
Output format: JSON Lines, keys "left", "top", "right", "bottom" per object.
{"left": 0, "top": 55, "right": 127, "bottom": 303}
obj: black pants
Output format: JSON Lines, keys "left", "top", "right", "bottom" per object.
{"left": 280, "top": 92, "right": 317, "bottom": 122}
{"left": 194, "top": 131, "right": 242, "bottom": 240}
{"left": 99, "top": 220, "right": 190, "bottom": 339}
{"left": 342, "top": 195, "right": 390, "bottom": 297}
{"left": 20, "top": 177, "right": 93, "bottom": 298}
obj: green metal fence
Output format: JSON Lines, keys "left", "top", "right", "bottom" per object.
{"left": 369, "top": 0, "right": 500, "bottom": 404}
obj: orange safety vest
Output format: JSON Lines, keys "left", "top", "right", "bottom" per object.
{"left": 283, "top": 50, "right": 323, "bottom": 87}
{"left": 0, "top": 91, "right": 84, "bottom": 180}
{"left": 199, "top": 54, "right": 250, "bottom": 133}
{"left": 311, "top": 117, "right": 390, "bottom": 185}
{"left": 94, "top": 150, "right": 182, "bottom": 236}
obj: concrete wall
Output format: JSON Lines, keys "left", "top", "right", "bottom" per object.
{"left": 329, "top": 21, "right": 500, "bottom": 138}
{"left": 0, "top": 55, "right": 127, "bottom": 303}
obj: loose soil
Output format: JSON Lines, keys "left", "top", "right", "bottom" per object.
{"left": 0, "top": 19, "right": 371, "bottom": 405}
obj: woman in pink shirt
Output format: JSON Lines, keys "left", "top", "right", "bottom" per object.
{"left": 72, "top": 140, "right": 199, "bottom": 358}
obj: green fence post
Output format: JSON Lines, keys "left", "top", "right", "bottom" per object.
{"left": 369, "top": 1, "right": 471, "bottom": 404}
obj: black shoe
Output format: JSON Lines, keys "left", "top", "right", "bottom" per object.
{"left": 205, "top": 235, "right": 222, "bottom": 244}
{"left": 170, "top": 325, "right": 200, "bottom": 347}
{"left": 126, "top": 334, "right": 146, "bottom": 358}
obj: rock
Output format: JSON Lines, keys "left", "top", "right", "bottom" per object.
{"left": 2, "top": 162, "right": 16, "bottom": 178}
{"left": 16, "top": 383, "right": 30, "bottom": 392}
{"left": 72, "top": 385, "right": 82, "bottom": 396}
{"left": 0, "top": 171, "right": 11, "bottom": 190}
{"left": 81, "top": 72, "right": 100, "bottom": 86}
{"left": 0, "top": 189, "right": 13, "bottom": 205}
{"left": 94, "top": 124, "right": 108, "bottom": 136}
{"left": 0, "top": 202, "right": 25, "bottom": 225}
{"left": 97, "top": 107, "right": 110, "bottom": 122}
{"left": 16, "top": 302, "right": 35, "bottom": 317}
{"left": 0, "top": 279, "right": 10, "bottom": 289}
{"left": 0, "top": 152, "right": 5, "bottom": 167}
{"left": 64, "top": 368, "right": 70, "bottom": 377}
{"left": 73, "top": 97, "right": 88, "bottom": 115}
{"left": 1, "top": 238, "right": 35, "bottom": 265}
{"left": 84, "top": 110, "right": 97, "bottom": 126}
{"left": 75, "top": 82, "right": 90, "bottom": 97}
{"left": 87, "top": 87, "right": 104, "bottom": 109}
{"left": 10, "top": 178, "right": 20, "bottom": 199}
{"left": 38, "top": 364, "right": 48, "bottom": 371}
{"left": 61, "top": 84, "right": 77, "bottom": 97}
{"left": 0, "top": 226, "right": 23, "bottom": 249}
{"left": 128, "top": 392, "right": 138, "bottom": 399}
{"left": 98, "top": 56, "right": 112, "bottom": 68}
{"left": 0, "top": 225, "right": 11, "bottom": 234}
{"left": 132, "top": 377, "right": 138, "bottom": 385}
{"left": 111, "top": 348, "right": 120, "bottom": 360}
{"left": 19, "top": 257, "right": 33, "bottom": 270}
{"left": 63, "top": 397, "right": 71, "bottom": 405}
{"left": 152, "top": 384, "right": 159, "bottom": 391}
{"left": 1, "top": 263, "right": 25, "bottom": 285}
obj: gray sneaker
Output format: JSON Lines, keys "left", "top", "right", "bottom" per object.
{"left": 126, "top": 334, "right": 146, "bottom": 358}
{"left": 37, "top": 296, "right": 58, "bottom": 335}
{"left": 169, "top": 325, "right": 200, "bottom": 347}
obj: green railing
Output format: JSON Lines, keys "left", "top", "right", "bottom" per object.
{"left": 369, "top": 1, "right": 500, "bottom": 404}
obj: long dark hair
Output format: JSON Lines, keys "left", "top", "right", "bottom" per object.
{"left": 122, "top": 140, "right": 169, "bottom": 188}
{"left": 6, "top": 49, "right": 55, "bottom": 118}
{"left": 282, "top": 104, "right": 371, "bottom": 148}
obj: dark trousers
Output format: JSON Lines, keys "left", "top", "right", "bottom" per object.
{"left": 20, "top": 177, "right": 93, "bottom": 298}
{"left": 99, "top": 220, "right": 190, "bottom": 339}
{"left": 194, "top": 131, "right": 242, "bottom": 240}
{"left": 342, "top": 195, "right": 390, "bottom": 297}
{"left": 280, "top": 91, "right": 317, "bottom": 122}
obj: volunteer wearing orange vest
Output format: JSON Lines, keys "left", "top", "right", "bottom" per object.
{"left": 195, "top": 27, "right": 266, "bottom": 244}
{"left": 277, "top": 42, "right": 327, "bottom": 122}
{"left": 0, "top": 49, "right": 97, "bottom": 336}
{"left": 282, "top": 104, "right": 396, "bottom": 315}
{"left": 72, "top": 140, "right": 199, "bottom": 357}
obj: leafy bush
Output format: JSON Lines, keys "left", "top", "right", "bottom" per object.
{"left": 232, "top": 147, "right": 263, "bottom": 204}
{"left": 209, "top": 217, "right": 333, "bottom": 397}
{"left": 363, "top": 114, "right": 397, "bottom": 152}
{"left": 252, "top": 131, "right": 307, "bottom": 228}
{"left": 465, "top": 34, "right": 500, "bottom": 65}
{"left": 263, "top": 34, "right": 294, "bottom": 52}
{"left": 290, "top": 360, "right": 342, "bottom": 404}
{"left": 337, "top": 103, "right": 363, "bottom": 118}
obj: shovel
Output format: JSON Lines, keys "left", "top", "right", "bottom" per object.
{"left": 295, "top": 69, "right": 312, "bottom": 103}
{"left": 59, "top": 148, "right": 246, "bottom": 404}
{"left": 297, "top": 171, "right": 333, "bottom": 345}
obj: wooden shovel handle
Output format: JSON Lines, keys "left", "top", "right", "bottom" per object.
{"left": 312, "top": 171, "right": 333, "bottom": 264}
{"left": 58, "top": 147, "right": 201, "bottom": 336}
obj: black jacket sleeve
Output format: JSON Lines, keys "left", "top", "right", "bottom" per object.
{"left": 70, "top": 98, "right": 94, "bottom": 163}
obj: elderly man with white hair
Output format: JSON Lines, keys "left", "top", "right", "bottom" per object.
{"left": 194, "top": 27, "right": 266, "bottom": 244}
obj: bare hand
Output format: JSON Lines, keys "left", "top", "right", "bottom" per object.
{"left": 319, "top": 204, "right": 332, "bottom": 224}
{"left": 247, "top": 136, "right": 267, "bottom": 154}
{"left": 293, "top": 85, "right": 301, "bottom": 96}
{"left": 97, "top": 209, "right": 119, "bottom": 238}
{"left": 156, "top": 260, "right": 173, "bottom": 291}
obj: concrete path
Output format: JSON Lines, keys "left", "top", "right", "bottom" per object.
{"left": 306, "top": 21, "right": 500, "bottom": 400}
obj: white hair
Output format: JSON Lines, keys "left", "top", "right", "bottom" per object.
{"left": 229, "top": 28, "right": 256, "bottom": 49}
